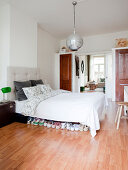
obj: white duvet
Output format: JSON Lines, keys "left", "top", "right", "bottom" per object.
{"left": 36, "top": 92, "right": 107, "bottom": 137}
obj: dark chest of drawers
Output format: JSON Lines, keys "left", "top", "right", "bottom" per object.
{"left": 0, "top": 101, "right": 15, "bottom": 128}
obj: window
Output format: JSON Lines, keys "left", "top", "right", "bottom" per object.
{"left": 93, "top": 56, "right": 104, "bottom": 82}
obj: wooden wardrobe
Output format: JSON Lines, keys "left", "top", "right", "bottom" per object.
{"left": 60, "top": 54, "right": 72, "bottom": 91}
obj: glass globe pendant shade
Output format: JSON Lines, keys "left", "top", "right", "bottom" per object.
{"left": 66, "top": 33, "right": 83, "bottom": 51}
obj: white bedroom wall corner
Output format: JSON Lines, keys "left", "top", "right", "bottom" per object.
{"left": 53, "top": 53, "right": 60, "bottom": 90}
{"left": 0, "top": 3, "right": 10, "bottom": 100}
{"left": 37, "top": 26, "right": 60, "bottom": 89}
{"left": 50, "top": 39, "right": 60, "bottom": 89}
{"left": 9, "top": 5, "right": 37, "bottom": 68}
{"left": 60, "top": 39, "right": 66, "bottom": 50}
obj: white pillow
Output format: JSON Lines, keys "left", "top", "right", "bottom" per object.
{"left": 37, "top": 84, "right": 52, "bottom": 94}
{"left": 45, "top": 84, "right": 52, "bottom": 92}
{"left": 23, "top": 86, "right": 42, "bottom": 99}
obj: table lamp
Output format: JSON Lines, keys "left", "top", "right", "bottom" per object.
{"left": 1, "top": 87, "right": 11, "bottom": 102}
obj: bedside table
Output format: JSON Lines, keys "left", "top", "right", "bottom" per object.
{"left": 0, "top": 101, "right": 15, "bottom": 128}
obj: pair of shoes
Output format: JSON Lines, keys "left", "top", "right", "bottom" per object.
{"left": 44, "top": 120, "right": 48, "bottom": 126}
{"left": 27, "top": 117, "right": 32, "bottom": 124}
{"left": 52, "top": 122, "right": 56, "bottom": 128}
{"left": 61, "top": 122, "right": 66, "bottom": 129}
{"left": 74, "top": 124, "right": 80, "bottom": 131}
{"left": 27, "top": 117, "right": 35, "bottom": 124}
{"left": 55, "top": 122, "right": 61, "bottom": 129}
{"left": 79, "top": 124, "right": 89, "bottom": 131}
{"left": 31, "top": 117, "right": 35, "bottom": 125}
{"left": 66, "top": 123, "right": 72, "bottom": 130}
{"left": 70, "top": 124, "right": 75, "bottom": 131}
{"left": 79, "top": 124, "right": 84, "bottom": 131}
{"left": 33, "top": 118, "right": 40, "bottom": 125}
{"left": 39, "top": 119, "right": 44, "bottom": 126}
{"left": 47, "top": 121, "right": 53, "bottom": 128}
{"left": 83, "top": 125, "right": 89, "bottom": 131}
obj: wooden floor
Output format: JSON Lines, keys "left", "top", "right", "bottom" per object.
{"left": 0, "top": 101, "right": 128, "bottom": 170}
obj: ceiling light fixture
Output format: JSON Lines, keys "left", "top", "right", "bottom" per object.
{"left": 66, "top": 1, "right": 83, "bottom": 51}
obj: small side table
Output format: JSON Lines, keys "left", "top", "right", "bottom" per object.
{"left": 0, "top": 101, "right": 15, "bottom": 128}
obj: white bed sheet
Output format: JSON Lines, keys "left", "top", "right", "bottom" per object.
{"left": 15, "top": 100, "right": 27, "bottom": 114}
{"left": 36, "top": 92, "right": 107, "bottom": 137}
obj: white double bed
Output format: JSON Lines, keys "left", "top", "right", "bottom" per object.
{"left": 15, "top": 91, "right": 107, "bottom": 137}
{"left": 8, "top": 67, "right": 107, "bottom": 137}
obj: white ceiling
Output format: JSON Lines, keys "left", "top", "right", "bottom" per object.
{"left": 7, "top": 0, "right": 128, "bottom": 39}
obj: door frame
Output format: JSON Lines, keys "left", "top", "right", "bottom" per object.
{"left": 105, "top": 53, "right": 112, "bottom": 99}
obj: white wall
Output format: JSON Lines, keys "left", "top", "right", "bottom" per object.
{"left": 0, "top": 4, "right": 38, "bottom": 101}
{"left": 60, "top": 30, "right": 128, "bottom": 54}
{"left": 10, "top": 6, "right": 37, "bottom": 68}
{"left": 0, "top": 4, "right": 10, "bottom": 100}
{"left": 37, "top": 26, "right": 59, "bottom": 88}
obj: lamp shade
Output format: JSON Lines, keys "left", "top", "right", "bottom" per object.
{"left": 1, "top": 87, "right": 11, "bottom": 93}
{"left": 66, "top": 33, "right": 83, "bottom": 51}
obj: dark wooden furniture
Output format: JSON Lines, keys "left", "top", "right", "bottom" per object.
{"left": 116, "top": 49, "right": 128, "bottom": 101}
{"left": 60, "top": 54, "right": 72, "bottom": 91}
{"left": 0, "top": 101, "right": 15, "bottom": 128}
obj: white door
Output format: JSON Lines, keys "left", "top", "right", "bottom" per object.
{"left": 105, "top": 53, "right": 112, "bottom": 99}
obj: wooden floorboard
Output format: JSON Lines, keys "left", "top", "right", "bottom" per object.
{"left": 0, "top": 101, "right": 128, "bottom": 170}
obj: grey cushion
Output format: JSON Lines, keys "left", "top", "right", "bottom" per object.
{"left": 14, "top": 81, "right": 31, "bottom": 101}
{"left": 30, "top": 79, "right": 43, "bottom": 86}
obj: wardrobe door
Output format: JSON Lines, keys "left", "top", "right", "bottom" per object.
{"left": 60, "top": 54, "right": 72, "bottom": 91}
{"left": 116, "top": 49, "right": 128, "bottom": 101}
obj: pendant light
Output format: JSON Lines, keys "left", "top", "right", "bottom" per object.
{"left": 66, "top": 1, "right": 83, "bottom": 51}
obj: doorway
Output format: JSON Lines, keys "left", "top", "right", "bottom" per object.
{"left": 78, "top": 52, "right": 112, "bottom": 98}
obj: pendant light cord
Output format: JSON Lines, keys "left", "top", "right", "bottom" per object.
{"left": 73, "top": 3, "right": 76, "bottom": 34}
{"left": 72, "top": 1, "right": 77, "bottom": 34}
